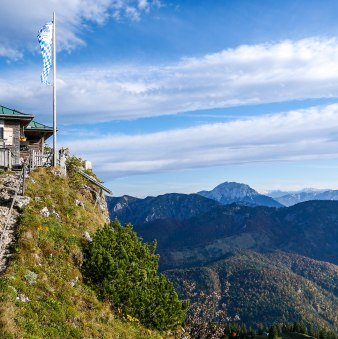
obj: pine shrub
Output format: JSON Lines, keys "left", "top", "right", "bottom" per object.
{"left": 82, "top": 219, "right": 187, "bottom": 331}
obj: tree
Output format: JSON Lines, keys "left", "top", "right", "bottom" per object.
{"left": 82, "top": 219, "right": 187, "bottom": 331}
{"left": 248, "top": 326, "right": 256, "bottom": 338}
{"left": 241, "top": 324, "right": 247, "bottom": 334}
{"left": 308, "top": 323, "right": 315, "bottom": 337}
{"left": 298, "top": 321, "right": 308, "bottom": 335}
{"left": 269, "top": 325, "right": 279, "bottom": 339}
{"left": 319, "top": 329, "right": 327, "bottom": 339}
{"left": 183, "top": 280, "right": 229, "bottom": 338}
{"left": 293, "top": 322, "right": 300, "bottom": 333}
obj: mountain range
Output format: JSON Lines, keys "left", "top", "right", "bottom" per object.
{"left": 108, "top": 198, "right": 338, "bottom": 269}
{"left": 267, "top": 188, "right": 327, "bottom": 199}
{"left": 267, "top": 189, "right": 338, "bottom": 207}
{"left": 106, "top": 181, "right": 338, "bottom": 330}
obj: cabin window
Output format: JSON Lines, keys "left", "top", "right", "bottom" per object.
{"left": 4, "top": 127, "right": 13, "bottom": 145}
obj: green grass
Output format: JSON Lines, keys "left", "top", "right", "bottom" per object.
{"left": 0, "top": 168, "right": 162, "bottom": 338}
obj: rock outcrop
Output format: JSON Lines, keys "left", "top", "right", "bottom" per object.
{"left": 0, "top": 173, "right": 29, "bottom": 273}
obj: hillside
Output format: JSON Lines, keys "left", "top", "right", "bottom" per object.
{"left": 165, "top": 251, "right": 338, "bottom": 331}
{"left": 108, "top": 195, "right": 338, "bottom": 331}
{"left": 106, "top": 193, "right": 220, "bottom": 226}
{"left": 111, "top": 201, "right": 338, "bottom": 269}
{"left": 0, "top": 168, "right": 160, "bottom": 338}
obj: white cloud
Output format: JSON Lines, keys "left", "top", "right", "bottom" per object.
{"left": 63, "top": 103, "right": 338, "bottom": 179}
{"left": 0, "top": 46, "right": 23, "bottom": 60}
{"left": 1, "top": 37, "right": 338, "bottom": 122}
{"left": 138, "top": 0, "right": 150, "bottom": 11}
{"left": 0, "top": 0, "right": 159, "bottom": 58}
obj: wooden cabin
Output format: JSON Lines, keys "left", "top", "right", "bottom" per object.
{"left": 0, "top": 105, "right": 53, "bottom": 168}
{"left": 20, "top": 120, "right": 54, "bottom": 159}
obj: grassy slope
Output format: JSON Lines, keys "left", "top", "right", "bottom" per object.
{"left": 0, "top": 168, "right": 160, "bottom": 338}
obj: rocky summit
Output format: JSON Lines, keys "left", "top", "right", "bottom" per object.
{"left": 198, "top": 181, "right": 283, "bottom": 207}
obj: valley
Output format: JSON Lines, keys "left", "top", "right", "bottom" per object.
{"left": 107, "top": 181, "right": 338, "bottom": 331}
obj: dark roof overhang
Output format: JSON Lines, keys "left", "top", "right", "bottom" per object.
{"left": 24, "top": 121, "right": 55, "bottom": 141}
{"left": 0, "top": 105, "right": 34, "bottom": 126}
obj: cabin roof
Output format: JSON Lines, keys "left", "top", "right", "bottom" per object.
{"left": 26, "top": 120, "right": 53, "bottom": 131}
{"left": 0, "top": 105, "right": 34, "bottom": 120}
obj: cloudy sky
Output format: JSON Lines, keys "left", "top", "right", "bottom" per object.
{"left": 2, "top": 0, "right": 338, "bottom": 196}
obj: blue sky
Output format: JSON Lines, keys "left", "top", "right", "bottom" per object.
{"left": 2, "top": 0, "right": 338, "bottom": 196}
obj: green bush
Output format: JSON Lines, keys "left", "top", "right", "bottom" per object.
{"left": 82, "top": 219, "right": 187, "bottom": 331}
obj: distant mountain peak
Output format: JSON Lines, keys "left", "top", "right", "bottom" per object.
{"left": 213, "top": 181, "right": 256, "bottom": 193}
{"left": 198, "top": 181, "right": 282, "bottom": 207}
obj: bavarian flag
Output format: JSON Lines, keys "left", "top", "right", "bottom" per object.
{"left": 37, "top": 22, "right": 53, "bottom": 85}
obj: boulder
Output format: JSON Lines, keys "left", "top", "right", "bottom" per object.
{"left": 40, "top": 207, "right": 50, "bottom": 217}
{"left": 15, "top": 196, "right": 30, "bottom": 210}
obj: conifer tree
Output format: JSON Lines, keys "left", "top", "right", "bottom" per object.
{"left": 298, "top": 321, "right": 307, "bottom": 335}
{"left": 269, "top": 325, "right": 279, "bottom": 339}
{"left": 308, "top": 323, "right": 315, "bottom": 337}
{"left": 249, "top": 326, "right": 256, "bottom": 338}
{"left": 82, "top": 219, "right": 188, "bottom": 331}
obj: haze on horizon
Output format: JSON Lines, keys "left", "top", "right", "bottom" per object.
{"left": 1, "top": 0, "right": 338, "bottom": 197}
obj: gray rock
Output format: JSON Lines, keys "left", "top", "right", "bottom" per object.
{"left": 51, "top": 168, "right": 63, "bottom": 177}
{"left": 0, "top": 173, "right": 24, "bottom": 273}
{"left": 75, "top": 199, "right": 85, "bottom": 208}
{"left": 0, "top": 206, "right": 9, "bottom": 217}
{"left": 52, "top": 210, "right": 60, "bottom": 219}
{"left": 16, "top": 293, "right": 30, "bottom": 302}
{"left": 14, "top": 196, "right": 30, "bottom": 210}
{"left": 2, "top": 175, "right": 18, "bottom": 188}
{"left": 40, "top": 207, "right": 50, "bottom": 217}
{"left": 83, "top": 231, "right": 93, "bottom": 243}
{"left": 0, "top": 189, "right": 12, "bottom": 202}
{"left": 70, "top": 276, "right": 79, "bottom": 287}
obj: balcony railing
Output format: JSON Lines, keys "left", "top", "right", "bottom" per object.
{"left": 29, "top": 150, "right": 53, "bottom": 170}
{"left": 0, "top": 148, "right": 13, "bottom": 169}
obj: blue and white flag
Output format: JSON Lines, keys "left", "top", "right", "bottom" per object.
{"left": 37, "top": 22, "right": 53, "bottom": 85}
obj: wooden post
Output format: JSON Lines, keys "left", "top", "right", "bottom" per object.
{"left": 22, "top": 163, "right": 26, "bottom": 195}
{"left": 41, "top": 135, "right": 45, "bottom": 154}
{"left": 52, "top": 12, "right": 57, "bottom": 167}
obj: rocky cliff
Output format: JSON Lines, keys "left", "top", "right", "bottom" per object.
{"left": 0, "top": 173, "right": 30, "bottom": 272}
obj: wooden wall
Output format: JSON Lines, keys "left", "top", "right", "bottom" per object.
{"left": 4, "top": 121, "right": 20, "bottom": 165}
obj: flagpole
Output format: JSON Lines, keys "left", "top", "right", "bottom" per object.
{"left": 52, "top": 11, "right": 57, "bottom": 166}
